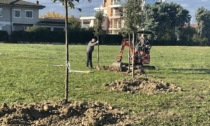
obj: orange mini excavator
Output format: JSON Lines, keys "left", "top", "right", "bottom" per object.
{"left": 110, "top": 31, "right": 155, "bottom": 71}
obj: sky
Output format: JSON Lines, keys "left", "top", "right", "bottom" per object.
{"left": 25, "top": 0, "right": 210, "bottom": 24}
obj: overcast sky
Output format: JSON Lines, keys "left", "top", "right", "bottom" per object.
{"left": 25, "top": 0, "right": 210, "bottom": 24}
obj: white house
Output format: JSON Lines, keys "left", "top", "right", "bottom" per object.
{"left": 0, "top": 0, "right": 45, "bottom": 34}
{"left": 80, "top": 16, "right": 96, "bottom": 29}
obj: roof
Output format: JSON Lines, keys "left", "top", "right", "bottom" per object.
{"left": 0, "top": 0, "right": 45, "bottom": 9}
{"left": 190, "top": 24, "right": 197, "bottom": 28}
{"left": 37, "top": 18, "right": 80, "bottom": 27}
{"left": 37, "top": 18, "right": 66, "bottom": 26}
{"left": 80, "top": 16, "right": 96, "bottom": 20}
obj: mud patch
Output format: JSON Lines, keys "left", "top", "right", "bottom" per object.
{"left": 104, "top": 75, "right": 182, "bottom": 95}
{"left": 0, "top": 101, "right": 137, "bottom": 125}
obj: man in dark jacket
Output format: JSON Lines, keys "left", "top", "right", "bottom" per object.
{"left": 86, "top": 37, "right": 98, "bottom": 68}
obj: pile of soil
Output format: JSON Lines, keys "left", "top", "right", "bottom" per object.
{"left": 0, "top": 100, "right": 136, "bottom": 125}
{"left": 102, "top": 65, "right": 129, "bottom": 72}
{"left": 104, "top": 75, "right": 182, "bottom": 95}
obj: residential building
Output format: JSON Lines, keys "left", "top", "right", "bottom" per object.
{"left": 80, "top": 0, "right": 165, "bottom": 34}
{"left": 0, "top": 0, "right": 45, "bottom": 34}
{"left": 80, "top": 16, "right": 96, "bottom": 29}
{"left": 100, "top": 0, "right": 124, "bottom": 34}
{"left": 36, "top": 18, "right": 65, "bottom": 32}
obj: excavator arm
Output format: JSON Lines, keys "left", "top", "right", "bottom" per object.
{"left": 109, "top": 31, "right": 155, "bottom": 72}
{"left": 116, "top": 39, "right": 134, "bottom": 62}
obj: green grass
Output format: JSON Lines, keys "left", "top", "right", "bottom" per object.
{"left": 1, "top": 44, "right": 210, "bottom": 125}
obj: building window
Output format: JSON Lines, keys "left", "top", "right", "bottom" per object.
{"left": 53, "top": 27, "right": 64, "bottom": 32}
{"left": 0, "top": 8, "right": 2, "bottom": 17}
{"left": 25, "top": 10, "right": 33, "bottom": 18}
{"left": 14, "top": 9, "right": 21, "bottom": 18}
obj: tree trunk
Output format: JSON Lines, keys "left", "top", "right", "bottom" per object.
{"left": 132, "top": 33, "right": 135, "bottom": 78}
{"left": 64, "top": 0, "right": 69, "bottom": 103}
{"left": 97, "top": 35, "right": 99, "bottom": 66}
{"left": 128, "top": 34, "right": 131, "bottom": 72}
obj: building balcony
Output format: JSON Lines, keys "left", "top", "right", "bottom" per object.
{"left": 109, "top": 24, "right": 122, "bottom": 30}
{"left": 108, "top": 27, "right": 121, "bottom": 31}
{"left": 109, "top": 13, "right": 123, "bottom": 19}
{"left": 110, "top": 1, "right": 121, "bottom": 8}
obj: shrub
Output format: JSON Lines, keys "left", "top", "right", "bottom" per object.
{"left": 192, "top": 34, "right": 209, "bottom": 46}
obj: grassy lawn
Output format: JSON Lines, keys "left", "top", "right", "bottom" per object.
{"left": 0, "top": 43, "right": 210, "bottom": 125}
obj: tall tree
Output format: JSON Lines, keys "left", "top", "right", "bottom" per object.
{"left": 195, "top": 7, "right": 210, "bottom": 39}
{"left": 44, "top": 11, "right": 64, "bottom": 18}
{"left": 144, "top": 2, "right": 191, "bottom": 42}
{"left": 94, "top": 11, "right": 104, "bottom": 68}
{"left": 68, "top": 16, "right": 81, "bottom": 31}
{"left": 52, "top": 0, "right": 91, "bottom": 102}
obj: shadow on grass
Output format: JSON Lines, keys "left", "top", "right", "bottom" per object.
{"left": 171, "top": 68, "right": 210, "bottom": 74}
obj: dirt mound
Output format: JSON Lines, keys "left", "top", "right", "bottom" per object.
{"left": 0, "top": 100, "right": 136, "bottom": 125}
{"left": 104, "top": 75, "right": 182, "bottom": 95}
{"left": 102, "top": 65, "right": 128, "bottom": 72}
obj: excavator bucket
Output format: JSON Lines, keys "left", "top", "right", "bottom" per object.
{"left": 108, "top": 39, "right": 131, "bottom": 71}
{"left": 109, "top": 62, "right": 130, "bottom": 71}
{"left": 109, "top": 61, "right": 122, "bottom": 71}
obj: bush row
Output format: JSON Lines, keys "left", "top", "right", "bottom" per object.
{"left": 0, "top": 31, "right": 9, "bottom": 41}
{"left": 1, "top": 30, "right": 209, "bottom": 46}
{"left": 0, "top": 30, "right": 123, "bottom": 44}
{"left": 9, "top": 31, "right": 95, "bottom": 44}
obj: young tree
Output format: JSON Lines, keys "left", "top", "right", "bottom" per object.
{"left": 123, "top": 0, "right": 144, "bottom": 33}
{"left": 52, "top": 0, "right": 91, "bottom": 102}
{"left": 93, "top": 11, "right": 104, "bottom": 69}
{"left": 123, "top": 0, "right": 144, "bottom": 78}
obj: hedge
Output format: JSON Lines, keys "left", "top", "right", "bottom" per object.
{"left": 0, "top": 31, "right": 9, "bottom": 42}
{"left": 8, "top": 30, "right": 123, "bottom": 45}
{"left": 6, "top": 30, "right": 207, "bottom": 46}
{"left": 10, "top": 31, "right": 65, "bottom": 43}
